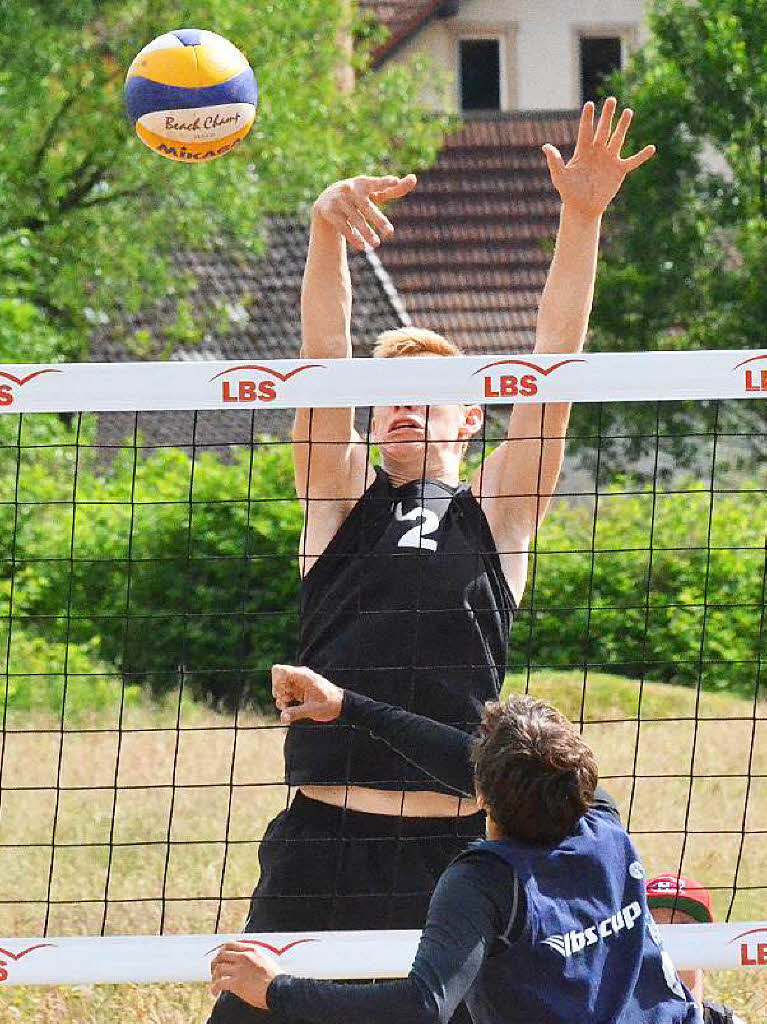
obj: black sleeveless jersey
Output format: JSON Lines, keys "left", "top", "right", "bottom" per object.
{"left": 284, "top": 467, "right": 516, "bottom": 792}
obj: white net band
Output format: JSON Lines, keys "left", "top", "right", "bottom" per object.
{"left": 0, "top": 349, "right": 766, "bottom": 412}
{"left": 1, "top": 923, "right": 766, "bottom": 985}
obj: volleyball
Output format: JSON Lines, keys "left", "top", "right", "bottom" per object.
{"left": 124, "top": 29, "right": 257, "bottom": 163}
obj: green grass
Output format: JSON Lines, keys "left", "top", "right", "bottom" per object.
{"left": 0, "top": 670, "right": 765, "bottom": 1022}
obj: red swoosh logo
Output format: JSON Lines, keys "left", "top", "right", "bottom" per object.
{"left": 0, "top": 943, "right": 55, "bottom": 961}
{"left": 209, "top": 364, "right": 324, "bottom": 383}
{"left": 727, "top": 927, "right": 767, "bottom": 943}
{"left": 206, "top": 938, "right": 317, "bottom": 957}
{"left": 0, "top": 369, "right": 62, "bottom": 386}
{"left": 472, "top": 358, "right": 585, "bottom": 377}
{"left": 733, "top": 354, "right": 767, "bottom": 370}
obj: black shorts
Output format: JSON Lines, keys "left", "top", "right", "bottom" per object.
{"left": 207, "top": 791, "right": 484, "bottom": 1023}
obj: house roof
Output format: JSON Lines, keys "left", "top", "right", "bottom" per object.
{"left": 90, "top": 214, "right": 405, "bottom": 451}
{"left": 359, "top": 0, "right": 457, "bottom": 66}
{"left": 378, "top": 112, "right": 580, "bottom": 353}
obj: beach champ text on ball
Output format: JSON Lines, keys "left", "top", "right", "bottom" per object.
{"left": 124, "top": 28, "right": 257, "bottom": 163}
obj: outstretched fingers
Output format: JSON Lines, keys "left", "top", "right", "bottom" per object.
{"left": 355, "top": 174, "right": 401, "bottom": 192}
{"left": 593, "top": 96, "right": 617, "bottom": 146}
{"left": 621, "top": 144, "right": 656, "bottom": 173}
{"left": 607, "top": 107, "right": 633, "bottom": 155}
{"left": 361, "top": 197, "right": 394, "bottom": 239}
{"left": 575, "top": 101, "right": 595, "bottom": 152}
{"left": 320, "top": 207, "right": 368, "bottom": 250}
{"left": 542, "top": 144, "right": 566, "bottom": 182}
{"left": 369, "top": 173, "right": 417, "bottom": 203}
{"left": 339, "top": 198, "right": 381, "bottom": 248}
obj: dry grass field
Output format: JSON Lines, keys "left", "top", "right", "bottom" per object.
{"left": 0, "top": 670, "right": 764, "bottom": 1022}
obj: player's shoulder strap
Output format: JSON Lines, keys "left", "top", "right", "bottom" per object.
{"left": 453, "top": 840, "right": 524, "bottom": 946}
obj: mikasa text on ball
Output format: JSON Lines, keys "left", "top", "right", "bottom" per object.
{"left": 125, "top": 29, "right": 257, "bottom": 163}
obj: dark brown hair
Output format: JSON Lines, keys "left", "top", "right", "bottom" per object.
{"left": 472, "top": 695, "right": 598, "bottom": 845}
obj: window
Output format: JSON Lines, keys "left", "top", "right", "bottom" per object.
{"left": 459, "top": 38, "right": 500, "bottom": 111}
{"left": 579, "top": 36, "right": 622, "bottom": 105}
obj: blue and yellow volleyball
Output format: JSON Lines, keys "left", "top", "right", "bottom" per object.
{"left": 125, "top": 29, "right": 257, "bottom": 163}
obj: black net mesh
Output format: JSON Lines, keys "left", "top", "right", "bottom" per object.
{"left": 0, "top": 395, "right": 764, "bottom": 945}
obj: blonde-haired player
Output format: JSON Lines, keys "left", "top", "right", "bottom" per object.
{"left": 207, "top": 98, "right": 655, "bottom": 1024}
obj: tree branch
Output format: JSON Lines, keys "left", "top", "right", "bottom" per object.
{"left": 15, "top": 214, "right": 48, "bottom": 232}
{"left": 79, "top": 184, "right": 154, "bottom": 208}
{"left": 56, "top": 159, "right": 113, "bottom": 216}
{"left": 30, "top": 87, "right": 84, "bottom": 176}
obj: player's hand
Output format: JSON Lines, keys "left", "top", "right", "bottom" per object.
{"left": 210, "top": 941, "right": 282, "bottom": 1009}
{"left": 272, "top": 664, "right": 344, "bottom": 725}
{"left": 312, "top": 174, "right": 417, "bottom": 251}
{"left": 542, "top": 97, "right": 656, "bottom": 219}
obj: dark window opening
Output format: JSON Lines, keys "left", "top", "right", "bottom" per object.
{"left": 580, "top": 36, "right": 622, "bottom": 105}
{"left": 460, "top": 38, "right": 500, "bottom": 111}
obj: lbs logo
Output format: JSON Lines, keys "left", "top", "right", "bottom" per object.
{"left": 206, "top": 937, "right": 316, "bottom": 958}
{"left": 0, "top": 943, "right": 55, "bottom": 983}
{"left": 541, "top": 901, "right": 642, "bottom": 958}
{"left": 734, "top": 354, "right": 767, "bottom": 393}
{"left": 0, "top": 368, "right": 62, "bottom": 407}
{"left": 209, "top": 363, "right": 324, "bottom": 404}
{"left": 473, "top": 358, "right": 585, "bottom": 399}
{"left": 729, "top": 927, "right": 767, "bottom": 967}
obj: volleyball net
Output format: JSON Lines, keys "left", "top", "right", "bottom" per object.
{"left": 0, "top": 350, "right": 765, "bottom": 986}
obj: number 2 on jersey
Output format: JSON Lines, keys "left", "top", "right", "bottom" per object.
{"left": 395, "top": 503, "right": 440, "bottom": 552}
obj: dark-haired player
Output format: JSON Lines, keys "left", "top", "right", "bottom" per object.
{"left": 211, "top": 664, "right": 700, "bottom": 1023}
{"left": 207, "top": 98, "right": 655, "bottom": 1024}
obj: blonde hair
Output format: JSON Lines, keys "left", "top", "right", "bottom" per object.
{"left": 373, "top": 327, "right": 463, "bottom": 359}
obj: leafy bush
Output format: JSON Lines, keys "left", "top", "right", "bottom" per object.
{"left": 0, "top": 298, "right": 90, "bottom": 450}
{"left": 0, "top": 609, "right": 127, "bottom": 717}
{"left": 508, "top": 480, "right": 765, "bottom": 696}
{"left": 7, "top": 441, "right": 302, "bottom": 708}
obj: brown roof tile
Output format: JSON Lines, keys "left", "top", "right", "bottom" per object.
{"left": 393, "top": 267, "right": 548, "bottom": 290}
{"left": 379, "top": 112, "right": 580, "bottom": 353}
{"left": 405, "top": 291, "right": 542, "bottom": 314}
{"left": 91, "top": 216, "right": 405, "bottom": 447}
{"left": 359, "top": 0, "right": 455, "bottom": 65}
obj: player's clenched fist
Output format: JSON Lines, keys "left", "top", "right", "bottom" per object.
{"left": 312, "top": 174, "right": 417, "bottom": 251}
{"left": 271, "top": 664, "right": 344, "bottom": 725}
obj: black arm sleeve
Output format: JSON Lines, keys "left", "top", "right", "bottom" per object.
{"left": 341, "top": 691, "right": 624, "bottom": 824}
{"left": 340, "top": 689, "right": 475, "bottom": 796}
{"left": 267, "top": 855, "right": 516, "bottom": 1024}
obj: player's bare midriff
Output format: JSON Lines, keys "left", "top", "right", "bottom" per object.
{"left": 299, "top": 784, "right": 479, "bottom": 818}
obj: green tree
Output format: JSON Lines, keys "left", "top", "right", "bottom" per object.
{"left": 0, "top": 0, "right": 449, "bottom": 359}
{"left": 575, "top": 0, "right": 767, "bottom": 474}
{"left": 509, "top": 478, "right": 765, "bottom": 697}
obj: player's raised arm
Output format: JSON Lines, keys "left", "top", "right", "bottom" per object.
{"left": 293, "top": 174, "right": 417, "bottom": 574}
{"left": 473, "top": 98, "right": 656, "bottom": 603}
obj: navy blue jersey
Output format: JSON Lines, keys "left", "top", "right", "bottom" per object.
{"left": 285, "top": 468, "right": 515, "bottom": 790}
{"left": 468, "top": 812, "right": 699, "bottom": 1024}
{"left": 269, "top": 694, "right": 701, "bottom": 1024}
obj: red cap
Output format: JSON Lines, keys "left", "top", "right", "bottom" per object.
{"left": 645, "top": 874, "right": 714, "bottom": 923}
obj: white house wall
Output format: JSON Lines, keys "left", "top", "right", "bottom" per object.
{"left": 383, "top": 0, "right": 648, "bottom": 112}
